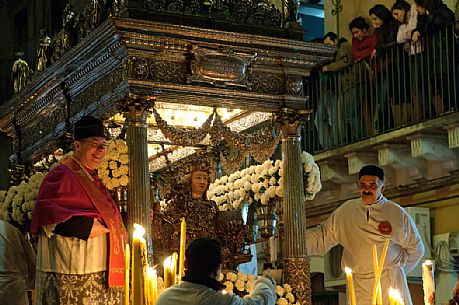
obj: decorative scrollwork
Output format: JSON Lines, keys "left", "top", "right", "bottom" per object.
{"left": 284, "top": 257, "right": 312, "bottom": 305}
{"left": 331, "top": 0, "right": 343, "bottom": 16}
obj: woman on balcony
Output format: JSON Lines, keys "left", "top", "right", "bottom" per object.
{"left": 391, "top": 0, "right": 422, "bottom": 125}
{"left": 369, "top": 4, "right": 399, "bottom": 132}
{"left": 412, "top": 0, "right": 456, "bottom": 114}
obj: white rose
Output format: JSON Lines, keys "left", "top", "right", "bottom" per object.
{"left": 255, "top": 165, "right": 263, "bottom": 175}
{"left": 268, "top": 166, "right": 278, "bottom": 176}
{"left": 276, "top": 285, "right": 285, "bottom": 297}
{"left": 262, "top": 179, "right": 269, "bottom": 190}
{"left": 220, "top": 176, "right": 228, "bottom": 184}
{"left": 120, "top": 175, "right": 129, "bottom": 186}
{"left": 260, "top": 193, "right": 269, "bottom": 205}
{"left": 266, "top": 186, "right": 277, "bottom": 198}
{"left": 235, "top": 279, "right": 245, "bottom": 291}
{"left": 286, "top": 292, "right": 295, "bottom": 303}
{"left": 232, "top": 200, "right": 241, "bottom": 210}
{"left": 118, "top": 145, "right": 128, "bottom": 155}
{"left": 237, "top": 272, "right": 247, "bottom": 281}
{"left": 245, "top": 281, "right": 254, "bottom": 293}
{"left": 227, "top": 191, "right": 234, "bottom": 201}
{"left": 226, "top": 272, "right": 237, "bottom": 282}
{"left": 277, "top": 298, "right": 288, "bottom": 305}
{"left": 254, "top": 193, "right": 260, "bottom": 201}
{"left": 275, "top": 185, "right": 284, "bottom": 197}
{"left": 244, "top": 181, "right": 252, "bottom": 191}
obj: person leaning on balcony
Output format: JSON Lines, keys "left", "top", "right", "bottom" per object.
{"left": 31, "top": 116, "right": 128, "bottom": 305}
{"left": 306, "top": 165, "right": 424, "bottom": 305}
{"left": 322, "top": 32, "right": 353, "bottom": 73}
{"left": 349, "top": 17, "right": 377, "bottom": 62}
{"left": 156, "top": 237, "right": 277, "bottom": 305}
{"left": 411, "top": 0, "right": 456, "bottom": 114}
{"left": 315, "top": 32, "right": 354, "bottom": 148}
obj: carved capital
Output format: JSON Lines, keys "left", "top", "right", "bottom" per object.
{"left": 122, "top": 95, "right": 156, "bottom": 127}
{"left": 284, "top": 257, "right": 312, "bottom": 305}
{"left": 275, "top": 109, "right": 311, "bottom": 140}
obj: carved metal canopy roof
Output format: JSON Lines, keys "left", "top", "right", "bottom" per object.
{"left": 0, "top": 17, "right": 335, "bottom": 164}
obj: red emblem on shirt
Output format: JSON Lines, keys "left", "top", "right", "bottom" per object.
{"left": 378, "top": 221, "right": 392, "bottom": 235}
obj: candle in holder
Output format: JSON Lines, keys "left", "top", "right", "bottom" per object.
{"left": 132, "top": 223, "right": 147, "bottom": 305}
{"left": 178, "top": 217, "right": 187, "bottom": 281}
{"left": 124, "top": 243, "right": 130, "bottom": 305}
{"left": 145, "top": 267, "right": 158, "bottom": 305}
{"left": 345, "top": 267, "right": 357, "bottom": 305}
{"left": 164, "top": 255, "right": 174, "bottom": 289}
{"left": 422, "top": 260, "right": 435, "bottom": 305}
{"left": 172, "top": 252, "right": 178, "bottom": 284}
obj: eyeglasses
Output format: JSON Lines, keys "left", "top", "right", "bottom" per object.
{"left": 80, "top": 140, "right": 106, "bottom": 150}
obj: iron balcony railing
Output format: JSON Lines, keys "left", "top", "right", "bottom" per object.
{"left": 303, "top": 21, "right": 459, "bottom": 153}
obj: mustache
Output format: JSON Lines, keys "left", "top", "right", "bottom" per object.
{"left": 362, "top": 191, "right": 373, "bottom": 195}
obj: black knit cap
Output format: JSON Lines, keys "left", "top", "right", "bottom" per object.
{"left": 185, "top": 238, "right": 222, "bottom": 276}
{"left": 359, "top": 165, "right": 384, "bottom": 181}
{"left": 74, "top": 116, "right": 106, "bottom": 140}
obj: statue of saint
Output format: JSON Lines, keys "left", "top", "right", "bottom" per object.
{"left": 36, "top": 29, "right": 52, "bottom": 73}
{"left": 152, "top": 159, "right": 246, "bottom": 270}
{"left": 11, "top": 52, "right": 30, "bottom": 94}
{"left": 62, "top": 4, "right": 77, "bottom": 51}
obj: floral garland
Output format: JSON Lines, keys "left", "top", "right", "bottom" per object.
{"left": 0, "top": 172, "right": 46, "bottom": 230}
{"left": 220, "top": 271, "right": 299, "bottom": 305}
{"left": 208, "top": 151, "right": 321, "bottom": 211}
{"left": 153, "top": 108, "right": 214, "bottom": 146}
{"left": 98, "top": 139, "right": 129, "bottom": 190}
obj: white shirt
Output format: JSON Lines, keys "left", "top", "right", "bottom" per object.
{"left": 307, "top": 197, "right": 424, "bottom": 305}
{"left": 156, "top": 278, "right": 276, "bottom": 305}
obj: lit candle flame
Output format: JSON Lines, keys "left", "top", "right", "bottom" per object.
{"left": 424, "top": 260, "right": 433, "bottom": 266}
{"left": 345, "top": 267, "right": 352, "bottom": 275}
{"left": 147, "top": 267, "right": 157, "bottom": 277}
{"left": 133, "top": 223, "right": 145, "bottom": 239}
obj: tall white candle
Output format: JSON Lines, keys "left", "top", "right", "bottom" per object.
{"left": 422, "top": 260, "right": 435, "bottom": 305}
{"left": 345, "top": 267, "right": 357, "bottom": 305}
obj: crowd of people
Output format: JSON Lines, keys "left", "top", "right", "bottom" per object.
{"left": 312, "top": 0, "right": 458, "bottom": 150}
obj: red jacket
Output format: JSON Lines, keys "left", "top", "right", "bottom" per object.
{"left": 352, "top": 32, "right": 377, "bottom": 61}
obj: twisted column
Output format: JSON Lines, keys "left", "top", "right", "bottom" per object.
{"left": 278, "top": 110, "right": 312, "bottom": 305}
{"left": 124, "top": 96, "right": 155, "bottom": 255}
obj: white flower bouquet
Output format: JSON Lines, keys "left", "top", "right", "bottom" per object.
{"left": 0, "top": 171, "right": 45, "bottom": 230}
{"left": 208, "top": 151, "right": 321, "bottom": 211}
{"left": 219, "top": 271, "right": 299, "bottom": 305}
{"left": 276, "top": 283, "right": 300, "bottom": 305}
{"left": 220, "top": 271, "right": 257, "bottom": 296}
{"left": 98, "top": 139, "right": 129, "bottom": 190}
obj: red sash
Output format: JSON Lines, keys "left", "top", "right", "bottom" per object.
{"left": 61, "top": 157, "right": 128, "bottom": 287}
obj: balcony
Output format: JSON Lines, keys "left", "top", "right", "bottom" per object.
{"left": 302, "top": 21, "right": 459, "bottom": 222}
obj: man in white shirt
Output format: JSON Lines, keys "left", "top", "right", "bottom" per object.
{"left": 307, "top": 165, "right": 424, "bottom": 305}
{"left": 156, "top": 238, "right": 277, "bottom": 305}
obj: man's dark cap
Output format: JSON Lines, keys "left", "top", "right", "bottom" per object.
{"left": 74, "top": 116, "right": 106, "bottom": 140}
{"left": 359, "top": 165, "right": 384, "bottom": 181}
{"left": 185, "top": 238, "right": 222, "bottom": 274}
